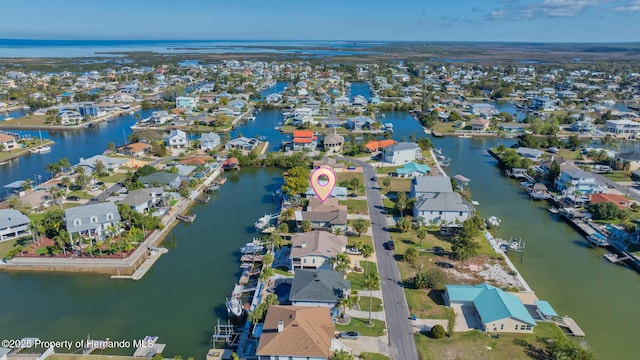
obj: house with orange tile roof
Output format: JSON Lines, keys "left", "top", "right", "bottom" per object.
{"left": 589, "top": 193, "right": 629, "bottom": 209}
{"left": 289, "top": 130, "right": 317, "bottom": 151}
{"left": 256, "top": 305, "right": 334, "bottom": 360}
{"left": 365, "top": 139, "right": 396, "bottom": 153}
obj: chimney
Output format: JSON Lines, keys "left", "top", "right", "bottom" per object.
{"left": 277, "top": 320, "right": 284, "bottom": 333}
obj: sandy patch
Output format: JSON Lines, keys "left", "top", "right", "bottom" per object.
{"left": 478, "top": 262, "right": 522, "bottom": 289}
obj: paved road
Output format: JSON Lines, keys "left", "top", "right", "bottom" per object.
{"left": 589, "top": 171, "right": 640, "bottom": 201}
{"left": 343, "top": 158, "right": 418, "bottom": 360}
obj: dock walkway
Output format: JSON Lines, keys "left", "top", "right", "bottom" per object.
{"left": 554, "top": 316, "right": 586, "bottom": 337}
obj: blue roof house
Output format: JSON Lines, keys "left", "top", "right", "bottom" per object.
{"left": 444, "top": 283, "right": 537, "bottom": 333}
{"left": 396, "top": 162, "right": 431, "bottom": 178}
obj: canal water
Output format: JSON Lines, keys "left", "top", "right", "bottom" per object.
{"left": 0, "top": 167, "right": 282, "bottom": 358}
{"left": 0, "top": 109, "right": 157, "bottom": 186}
{"left": 433, "top": 136, "right": 640, "bottom": 359}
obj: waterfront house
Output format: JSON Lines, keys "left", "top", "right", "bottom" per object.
{"left": 303, "top": 186, "right": 348, "bottom": 200}
{"left": 605, "top": 119, "right": 640, "bottom": 137}
{"left": 200, "top": 132, "right": 221, "bottom": 151}
{"left": 116, "top": 142, "right": 151, "bottom": 157}
{"left": 120, "top": 187, "right": 164, "bottom": 214}
{"left": 175, "top": 96, "right": 198, "bottom": 110}
{"left": 75, "top": 155, "right": 128, "bottom": 175}
{"left": 149, "top": 111, "right": 174, "bottom": 125}
{"left": 265, "top": 93, "right": 283, "bottom": 104}
{"left": 64, "top": 202, "right": 121, "bottom": 242}
{"left": 569, "top": 121, "right": 594, "bottom": 133}
{"left": 0, "top": 209, "right": 31, "bottom": 242}
{"left": 470, "top": 118, "right": 491, "bottom": 131}
{"left": 589, "top": 193, "right": 629, "bottom": 209}
{"left": 322, "top": 132, "right": 344, "bottom": 153}
{"left": 289, "top": 269, "right": 350, "bottom": 308}
{"left": 365, "top": 139, "right": 396, "bottom": 153}
{"left": 383, "top": 142, "right": 421, "bottom": 165}
{"left": 411, "top": 176, "right": 453, "bottom": 199}
{"left": 531, "top": 96, "right": 554, "bottom": 111}
{"left": 444, "top": 283, "right": 536, "bottom": 333}
{"left": 289, "top": 130, "right": 318, "bottom": 151}
{"left": 289, "top": 231, "right": 348, "bottom": 270}
{"left": 58, "top": 109, "right": 83, "bottom": 125}
{"left": 295, "top": 198, "right": 348, "bottom": 233}
{"left": 557, "top": 90, "right": 577, "bottom": 99}
{"left": 516, "top": 147, "right": 544, "bottom": 161}
{"left": 165, "top": 129, "right": 188, "bottom": 148}
{"left": 138, "top": 172, "right": 181, "bottom": 190}
{"left": 615, "top": 151, "right": 640, "bottom": 170}
{"left": 470, "top": 103, "right": 497, "bottom": 116}
{"left": 413, "top": 192, "right": 472, "bottom": 227}
{"left": 554, "top": 167, "right": 605, "bottom": 195}
{"left": 0, "top": 133, "right": 17, "bottom": 152}
{"left": 225, "top": 137, "right": 259, "bottom": 153}
{"left": 499, "top": 123, "right": 530, "bottom": 134}
{"left": 396, "top": 162, "right": 431, "bottom": 178}
{"left": 223, "top": 157, "right": 240, "bottom": 170}
{"left": 345, "top": 116, "right": 373, "bottom": 130}
{"left": 334, "top": 95, "right": 350, "bottom": 106}
{"left": 255, "top": 305, "right": 333, "bottom": 360}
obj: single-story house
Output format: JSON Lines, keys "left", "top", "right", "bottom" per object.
{"left": 345, "top": 116, "right": 373, "bottom": 130}
{"left": 289, "top": 231, "right": 348, "bottom": 270}
{"left": 589, "top": 193, "right": 629, "bottom": 209}
{"left": 256, "top": 305, "right": 334, "bottom": 360}
{"left": 0, "top": 209, "right": 31, "bottom": 242}
{"left": 615, "top": 151, "right": 640, "bottom": 171}
{"left": 396, "top": 162, "right": 431, "bottom": 178}
{"left": 444, "top": 283, "right": 537, "bottom": 333}
{"left": 383, "top": 142, "right": 421, "bottom": 165}
{"left": 295, "top": 198, "right": 348, "bottom": 233}
{"left": 138, "top": 172, "right": 181, "bottom": 190}
{"left": 116, "top": 142, "right": 151, "bottom": 157}
{"left": 289, "top": 269, "right": 350, "bottom": 308}
{"left": 470, "top": 118, "right": 491, "bottom": 131}
{"left": 225, "top": 137, "right": 259, "bottom": 152}
{"left": 304, "top": 186, "right": 348, "bottom": 200}
{"left": 64, "top": 202, "right": 122, "bottom": 242}
{"left": 516, "top": 147, "right": 544, "bottom": 161}
{"left": 75, "top": 155, "right": 128, "bottom": 175}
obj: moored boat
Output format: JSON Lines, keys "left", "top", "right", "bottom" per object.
{"left": 225, "top": 297, "right": 244, "bottom": 318}
{"left": 485, "top": 216, "right": 502, "bottom": 228}
{"left": 587, "top": 233, "right": 609, "bottom": 247}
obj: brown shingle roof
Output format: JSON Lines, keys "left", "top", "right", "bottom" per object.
{"left": 179, "top": 156, "right": 212, "bottom": 165}
{"left": 256, "top": 305, "right": 333, "bottom": 358}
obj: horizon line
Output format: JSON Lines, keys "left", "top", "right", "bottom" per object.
{"left": 1, "top": 38, "right": 640, "bottom": 45}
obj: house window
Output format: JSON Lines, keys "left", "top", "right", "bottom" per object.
{"left": 106, "top": 213, "right": 113, "bottom": 220}
{"left": 303, "top": 258, "right": 306, "bottom": 264}
{"left": 459, "top": 212, "right": 463, "bottom": 216}
{"left": 90, "top": 216, "right": 98, "bottom": 223}
{"left": 439, "top": 211, "right": 443, "bottom": 215}
{"left": 515, "top": 325, "right": 519, "bottom": 330}
{"left": 74, "top": 219, "right": 81, "bottom": 226}
{"left": 312, "top": 259, "right": 316, "bottom": 264}
{"left": 525, "top": 325, "right": 532, "bottom": 330}
{"left": 500, "top": 324, "right": 504, "bottom": 330}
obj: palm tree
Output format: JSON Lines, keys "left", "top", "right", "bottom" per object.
{"left": 338, "top": 291, "right": 359, "bottom": 318}
{"left": 363, "top": 270, "right": 380, "bottom": 326}
{"left": 58, "top": 158, "right": 71, "bottom": 174}
{"left": 331, "top": 252, "right": 351, "bottom": 274}
{"left": 359, "top": 243, "right": 374, "bottom": 274}
{"left": 53, "top": 231, "right": 68, "bottom": 256}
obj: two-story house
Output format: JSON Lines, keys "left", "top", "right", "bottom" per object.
{"left": 554, "top": 167, "right": 606, "bottom": 194}
{"left": 165, "top": 129, "right": 188, "bottom": 148}
{"left": 289, "top": 231, "right": 347, "bottom": 271}
{"left": 64, "top": 202, "right": 121, "bottom": 242}
{"left": 0, "top": 133, "right": 17, "bottom": 152}
{"left": 200, "top": 132, "right": 220, "bottom": 151}
{"left": 383, "top": 142, "right": 421, "bottom": 165}
{"left": 120, "top": 187, "right": 164, "bottom": 213}
{"left": 289, "top": 130, "right": 317, "bottom": 151}
{"left": 0, "top": 209, "right": 31, "bottom": 241}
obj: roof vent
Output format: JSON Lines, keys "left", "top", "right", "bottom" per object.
{"left": 277, "top": 320, "right": 284, "bottom": 333}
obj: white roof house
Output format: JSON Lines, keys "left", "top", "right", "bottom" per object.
{"left": 0, "top": 209, "right": 31, "bottom": 242}
{"left": 165, "top": 129, "right": 188, "bottom": 148}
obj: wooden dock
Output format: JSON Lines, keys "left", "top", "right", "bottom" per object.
{"left": 176, "top": 213, "right": 196, "bottom": 222}
{"left": 554, "top": 316, "right": 586, "bottom": 337}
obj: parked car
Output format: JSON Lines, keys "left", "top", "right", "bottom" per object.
{"left": 346, "top": 248, "right": 361, "bottom": 255}
{"left": 386, "top": 240, "right": 395, "bottom": 251}
{"left": 67, "top": 196, "right": 80, "bottom": 201}
{"left": 339, "top": 331, "right": 360, "bottom": 340}
{"left": 371, "top": 176, "right": 379, "bottom": 181}
{"left": 607, "top": 183, "right": 616, "bottom": 188}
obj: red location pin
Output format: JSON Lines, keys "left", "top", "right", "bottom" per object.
{"left": 310, "top": 166, "right": 337, "bottom": 203}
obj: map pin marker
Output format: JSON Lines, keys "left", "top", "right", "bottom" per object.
{"left": 310, "top": 166, "right": 336, "bottom": 203}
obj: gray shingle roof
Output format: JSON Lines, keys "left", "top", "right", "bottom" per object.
{"left": 413, "top": 176, "right": 453, "bottom": 195}
{"left": 289, "top": 269, "right": 350, "bottom": 303}
{"left": 64, "top": 202, "right": 121, "bottom": 233}
{"left": 0, "top": 209, "right": 30, "bottom": 229}
{"left": 387, "top": 142, "right": 419, "bottom": 152}
{"left": 138, "top": 172, "right": 180, "bottom": 186}
{"left": 415, "top": 192, "right": 470, "bottom": 212}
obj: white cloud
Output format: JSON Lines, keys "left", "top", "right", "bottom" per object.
{"left": 487, "top": 9, "right": 510, "bottom": 20}
{"left": 615, "top": 0, "right": 640, "bottom": 11}
{"left": 486, "top": 0, "right": 613, "bottom": 19}
{"left": 537, "top": 0, "right": 610, "bottom": 17}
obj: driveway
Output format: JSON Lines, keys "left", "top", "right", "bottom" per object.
{"left": 335, "top": 336, "right": 390, "bottom": 357}
{"left": 451, "top": 304, "right": 482, "bottom": 332}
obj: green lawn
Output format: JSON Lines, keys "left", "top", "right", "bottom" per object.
{"left": 273, "top": 268, "right": 294, "bottom": 277}
{"left": 98, "top": 172, "right": 128, "bottom": 184}
{"left": 360, "top": 353, "right": 390, "bottom": 360}
{"left": 382, "top": 198, "right": 396, "bottom": 215}
{"left": 0, "top": 239, "right": 19, "bottom": 260}
{"left": 378, "top": 178, "right": 412, "bottom": 194}
{"left": 347, "top": 261, "right": 379, "bottom": 290}
{"left": 375, "top": 165, "right": 401, "bottom": 174}
{"left": 340, "top": 199, "right": 369, "bottom": 214}
{"left": 415, "top": 322, "right": 565, "bottom": 360}
{"left": 601, "top": 171, "right": 632, "bottom": 182}
{"left": 169, "top": 199, "right": 178, "bottom": 206}
{"left": 336, "top": 172, "right": 366, "bottom": 195}
{"left": 358, "top": 296, "right": 383, "bottom": 312}
{"left": 347, "top": 234, "right": 373, "bottom": 248}
{"left": 336, "top": 317, "right": 386, "bottom": 337}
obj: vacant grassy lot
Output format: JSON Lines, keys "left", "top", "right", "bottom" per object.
{"left": 378, "top": 177, "right": 412, "bottom": 194}
{"left": 340, "top": 199, "right": 369, "bottom": 214}
{"left": 601, "top": 171, "right": 632, "bottom": 182}
{"left": 336, "top": 317, "right": 386, "bottom": 337}
{"left": 337, "top": 172, "right": 366, "bottom": 195}
{"left": 415, "top": 322, "right": 564, "bottom": 360}
{"left": 375, "top": 165, "right": 401, "bottom": 175}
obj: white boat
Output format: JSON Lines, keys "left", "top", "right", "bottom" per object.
{"left": 255, "top": 215, "right": 270, "bottom": 230}
{"left": 241, "top": 242, "right": 264, "bottom": 254}
{"left": 30, "top": 145, "right": 51, "bottom": 154}
{"left": 3, "top": 117, "right": 13, "bottom": 121}
{"left": 485, "top": 216, "right": 501, "bottom": 228}
{"left": 22, "top": 105, "right": 30, "bottom": 110}
{"left": 458, "top": 134, "right": 472, "bottom": 138}
{"left": 587, "top": 233, "right": 609, "bottom": 247}
{"left": 247, "top": 116, "right": 256, "bottom": 121}
{"left": 226, "top": 297, "right": 244, "bottom": 318}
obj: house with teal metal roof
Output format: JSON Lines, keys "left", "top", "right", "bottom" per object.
{"left": 396, "top": 162, "right": 431, "bottom": 178}
{"left": 444, "top": 283, "right": 537, "bottom": 333}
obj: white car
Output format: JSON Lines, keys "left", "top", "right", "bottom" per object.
{"left": 346, "top": 248, "right": 361, "bottom": 255}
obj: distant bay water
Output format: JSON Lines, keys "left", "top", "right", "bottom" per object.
{"left": 0, "top": 39, "right": 383, "bottom": 58}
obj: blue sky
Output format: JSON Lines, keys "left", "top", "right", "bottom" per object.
{"left": 1, "top": 0, "right": 639, "bottom": 42}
